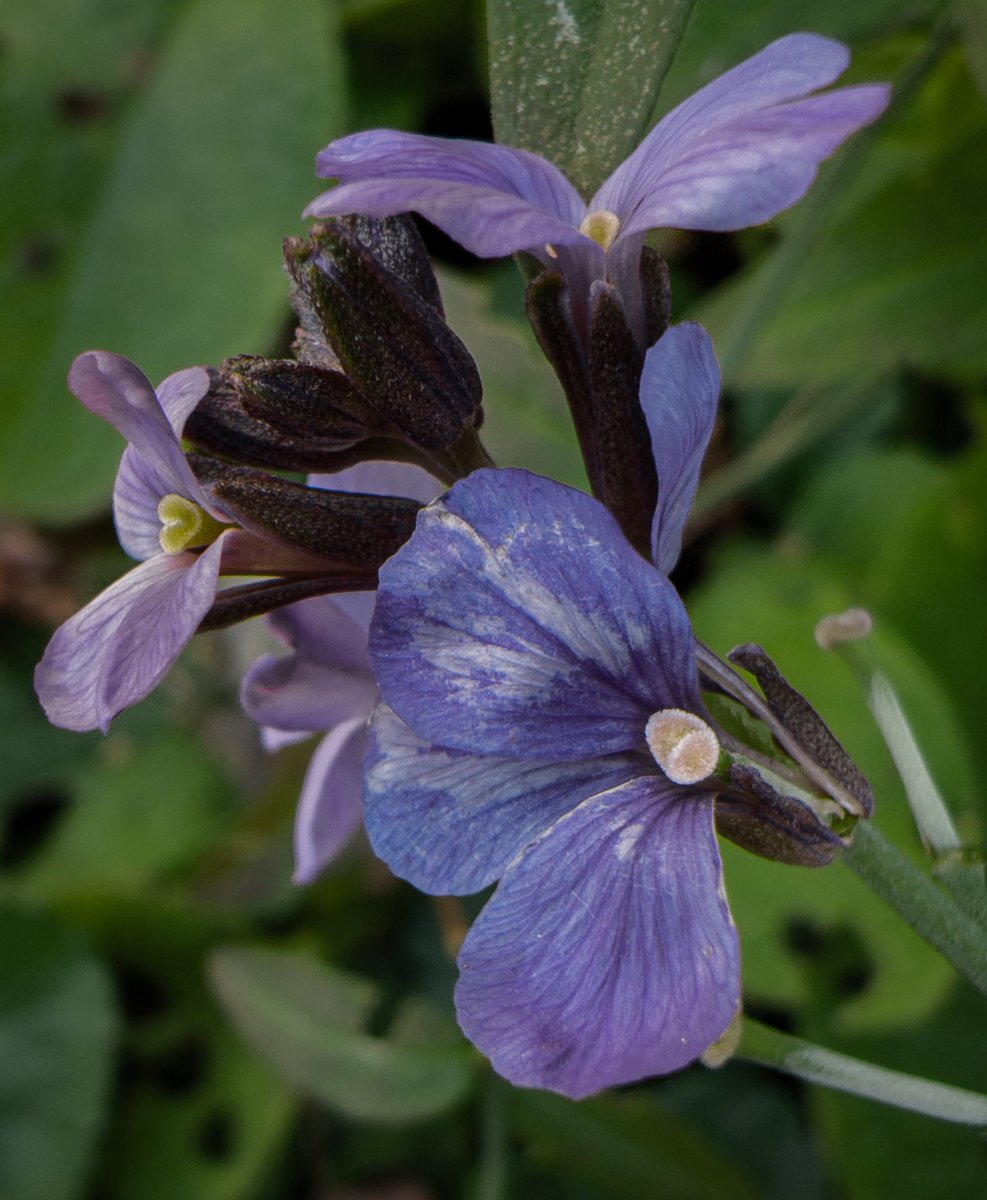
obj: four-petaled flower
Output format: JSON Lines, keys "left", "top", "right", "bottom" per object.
{"left": 35, "top": 353, "right": 324, "bottom": 733}
{"left": 241, "top": 461, "right": 440, "bottom": 884}
{"left": 307, "top": 34, "right": 889, "bottom": 341}
{"left": 364, "top": 323, "right": 739, "bottom": 1097}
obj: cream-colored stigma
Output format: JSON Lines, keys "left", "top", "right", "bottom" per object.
{"left": 157, "top": 494, "right": 226, "bottom": 555}
{"left": 645, "top": 708, "right": 720, "bottom": 786}
{"left": 578, "top": 209, "right": 621, "bottom": 251}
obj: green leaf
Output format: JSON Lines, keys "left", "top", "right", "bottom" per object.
{"left": 698, "top": 46, "right": 987, "bottom": 388}
{"left": 209, "top": 945, "right": 476, "bottom": 1122}
{"left": 0, "top": 904, "right": 117, "bottom": 1200}
{"left": 15, "top": 734, "right": 234, "bottom": 897}
{"left": 486, "top": 0, "right": 697, "bottom": 196}
{"left": 0, "top": 0, "right": 347, "bottom": 522}
{"left": 511, "top": 1089, "right": 761, "bottom": 1200}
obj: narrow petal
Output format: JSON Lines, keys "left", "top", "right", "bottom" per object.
{"left": 641, "top": 324, "right": 719, "bottom": 574}
{"left": 264, "top": 593, "right": 373, "bottom": 673}
{"left": 293, "top": 717, "right": 369, "bottom": 884}
{"left": 242, "top": 652, "right": 376, "bottom": 734}
{"left": 595, "top": 34, "right": 889, "bottom": 232}
{"left": 156, "top": 365, "right": 212, "bottom": 437}
{"left": 35, "top": 538, "right": 227, "bottom": 733}
{"left": 370, "top": 469, "right": 702, "bottom": 761}
{"left": 68, "top": 353, "right": 205, "bottom": 501}
{"left": 455, "top": 776, "right": 740, "bottom": 1098}
{"left": 365, "top": 703, "right": 647, "bottom": 894}
{"left": 308, "top": 459, "right": 442, "bottom": 506}
{"left": 113, "top": 444, "right": 174, "bottom": 561}
{"left": 306, "top": 130, "right": 588, "bottom": 259}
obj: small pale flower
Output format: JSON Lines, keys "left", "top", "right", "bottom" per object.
{"left": 241, "top": 462, "right": 440, "bottom": 884}
{"left": 306, "top": 35, "right": 890, "bottom": 338}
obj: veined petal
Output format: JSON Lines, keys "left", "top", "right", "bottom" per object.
{"left": 263, "top": 593, "right": 373, "bottom": 674}
{"left": 293, "top": 717, "right": 368, "bottom": 884}
{"left": 642, "top": 324, "right": 719, "bottom": 574}
{"left": 370, "top": 469, "right": 702, "bottom": 761}
{"left": 307, "top": 130, "right": 588, "bottom": 259}
{"left": 35, "top": 537, "right": 228, "bottom": 733}
{"left": 68, "top": 353, "right": 206, "bottom": 502}
{"left": 365, "top": 703, "right": 646, "bottom": 894}
{"left": 113, "top": 444, "right": 176, "bottom": 561}
{"left": 155, "top": 365, "right": 212, "bottom": 438}
{"left": 455, "top": 775, "right": 739, "bottom": 1098}
{"left": 595, "top": 33, "right": 889, "bottom": 232}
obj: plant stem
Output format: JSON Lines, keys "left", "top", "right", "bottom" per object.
{"left": 843, "top": 822, "right": 987, "bottom": 998}
{"left": 738, "top": 1017, "right": 987, "bottom": 1126}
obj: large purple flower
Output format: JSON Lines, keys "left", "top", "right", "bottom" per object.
{"left": 241, "top": 462, "right": 441, "bottom": 884}
{"left": 364, "top": 323, "right": 737, "bottom": 1097}
{"left": 34, "top": 353, "right": 320, "bottom": 734}
{"left": 307, "top": 34, "right": 889, "bottom": 335}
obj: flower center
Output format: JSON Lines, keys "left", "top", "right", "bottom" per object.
{"left": 578, "top": 209, "right": 621, "bottom": 251}
{"left": 157, "top": 494, "right": 226, "bottom": 555}
{"left": 645, "top": 708, "right": 720, "bottom": 785}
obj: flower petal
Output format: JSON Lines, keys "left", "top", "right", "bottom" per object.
{"left": 371, "top": 469, "right": 702, "bottom": 761}
{"left": 35, "top": 538, "right": 227, "bottom": 733}
{"left": 596, "top": 33, "right": 890, "bottom": 233}
{"left": 68, "top": 352, "right": 205, "bottom": 501}
{"left": 293, "top": 717, "right": 369, "bottom": 884}
{"left": 113, "top": 444, "right": 175, "bottom": 561}
{"left": 308, "top": 459, "right": 443, "bottom": 506}
{"left": 306, "top": 130, "right": 588, "bottom": 259}
{"left": 365, "top": 703, "right": 647, "bottom": 894}
{"left": 455, "top": 775, "right": 740, "bottom": 1098}
{"left": 641, "top": 324, "right": 719, "bottom": 574}
{"left": 155, "top": 365, "right": 212, "bottom": 438}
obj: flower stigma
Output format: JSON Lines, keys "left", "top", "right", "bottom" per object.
{"left": 646, "top": 708, "right": 721, "bottom": 785}
{"left": 578, "top": 209, "right": 621, "bottom": 251}
{"left": 157, "top": 494, "right": 227, "bottom": 555}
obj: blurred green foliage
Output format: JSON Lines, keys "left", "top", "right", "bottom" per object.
{"left": 2, "top": 0, "right": 986, "bottom": 1196}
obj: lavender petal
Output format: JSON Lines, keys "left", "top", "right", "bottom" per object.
{"left": 293, "top": 716, "right": 369, "bottom": 884}
{"left": 370, "top": 469, "right": 702, "bottom": 762}
{"left": 455, "top": 776, "right": 740, "bottom": 1097}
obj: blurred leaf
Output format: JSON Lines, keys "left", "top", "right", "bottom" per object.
{"left": 656, "top": 0, "right": 943, "bottom": 112}
{"left": 437, "top": 268, "right": 588, "bottom": 487}
{"left": 511, "top": 1089, "right": 762, "bottom": 1200}
{"left": 68, "top": 894, "right": 296, "bottom": 1200}
{"left": 0, "top": 904, "right": 117, "bottom": 1200}
{"left": 0, "top": 0, "right": 346, "bottom": 522}
{"left": 0, "top": 628, "right": 98, "bottom": 813}
{"left": 688, "top": 547, "right": 976, "bottom": 1031}
{"left": 486, "top": 0, "right": 696, "bottom": 196}
{"left": 210, "top": 945, "right": 476, "bottom": 1122}
{"left": 15, "top": 733, "right": 234, "bottom": 897}
{"left": 811, "top": 984, "right": 987, "bottom": 1198}
{"left": 698, "top": 47, "right": 987, "bottom": 388}
{"left": 790, "top": 444, "right": 987, "bottom": 795}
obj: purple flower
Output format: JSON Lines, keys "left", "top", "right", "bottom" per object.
{"left": 241, "top": 462, "right": 440, "bottom": 884}
{"left": 363, "top": 323, "right": 737, "bottom": 1097}
{"left": 34, "top": 352, "right": 318, "bottom": 734}
{"left": 306, "top": 34, "right": 889, "bottom": 336}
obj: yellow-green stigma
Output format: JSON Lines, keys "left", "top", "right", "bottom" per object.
{"left": 645, "top": 708, "right": 720, "bottom": 786}
{"left": 157, "top": 494, "right": 226, "bottom": 555}
{"left": 578, "top": 209, "right": 621, "bottom": 251}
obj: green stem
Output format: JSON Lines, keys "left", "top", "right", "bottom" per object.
{"left": 843, "top": 822, "right": 987, "bottom": 998}
{"left": 474, "top": 1073, "right": 508, "bottom": 1200}
{"left": 738, "top": 1018, "right": 987, "bottom": 1126}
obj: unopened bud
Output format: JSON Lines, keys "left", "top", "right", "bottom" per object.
{"left": 815, "top": 607, "right": 874, "bottom": 650}
{"left": 646, "top": 708, "right": 720, "bottom": 785}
